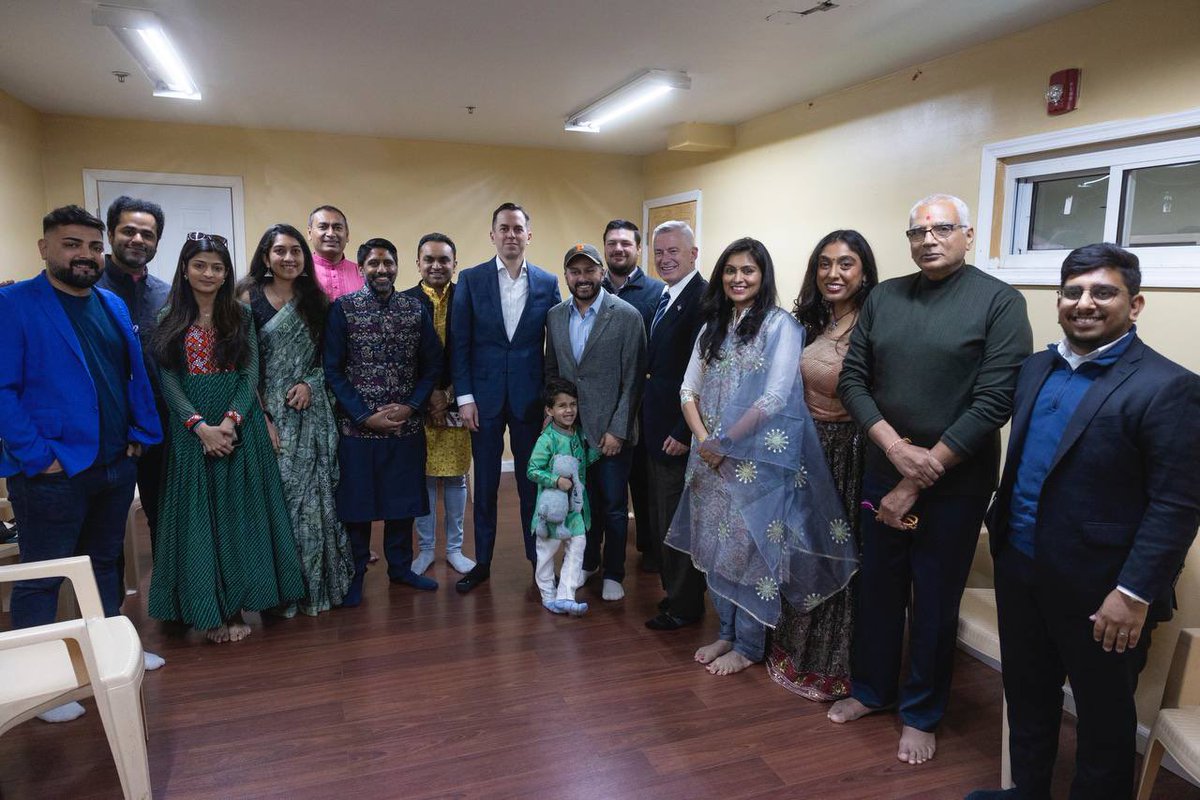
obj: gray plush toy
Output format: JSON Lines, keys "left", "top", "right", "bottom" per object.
{"left": 533, "top": 453, "right": 583, "bottom": 540}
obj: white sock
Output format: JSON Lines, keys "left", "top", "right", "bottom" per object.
{"left": 143, "top": 651, "right": 166, "bottom": 671}
{"left": 447, "top": 552, "right": 476, "bottom": 574}
{"left": 543, "top": 599, "right": 566, "bottom": 615}
{"left": 580, "top": 567, "right": 598, "bottom": 583}
{"left": 411, "top": 551, "right": 435, "bottom": 575}
{"left": 602, "top": 579, "right": 625, "bottom": 601}
{"left": 37, "top": 701, "right": 86, "bottom": 723}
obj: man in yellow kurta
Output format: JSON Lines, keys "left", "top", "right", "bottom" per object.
{"left": 402, "top": 233, "right": 475, "bottom": 575}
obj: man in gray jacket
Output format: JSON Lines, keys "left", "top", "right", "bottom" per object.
{"left": 545, "top": 243, "right": 646, "bottom": 601}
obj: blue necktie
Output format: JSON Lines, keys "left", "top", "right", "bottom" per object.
{"left": 650, "top": 290, "right": 671, "bottom": 336}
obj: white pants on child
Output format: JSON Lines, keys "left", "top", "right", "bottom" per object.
{"left": 534, "top": 535, "right": 585, "bottom": 604}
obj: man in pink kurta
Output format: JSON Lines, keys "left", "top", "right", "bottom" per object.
{"left": 307, "top": 205, "right": 364, "bottom": 299}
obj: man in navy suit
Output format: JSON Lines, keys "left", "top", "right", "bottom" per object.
{"left": 966, "top": 244, "right": 1200, "bottom": 800}
{"left": 451, "top": 202, "right": 561, "bottom": 593}
{"left": 640, "top": 220, "right": 710, "bottom": 631}
{"left": 0, "top": 205, "right": 162, "bottom": 721}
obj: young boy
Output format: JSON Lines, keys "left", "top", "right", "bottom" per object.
{"left": 527, "top": 378, "right": 600, "bottom": 616}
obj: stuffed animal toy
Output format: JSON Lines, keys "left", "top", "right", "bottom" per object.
{"left": 533, "top": 453, "right": 583, "bottom": 540}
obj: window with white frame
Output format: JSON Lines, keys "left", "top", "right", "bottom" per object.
{"left": 976, "top": 110, "right": 1200, "bottom": 288}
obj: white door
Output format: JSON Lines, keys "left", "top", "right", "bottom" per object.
{"left": 83, "top": 170, "right": 247, "bottom": 284}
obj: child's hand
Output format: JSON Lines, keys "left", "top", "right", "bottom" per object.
{"left": 555, "top": 476, "right": 573, "bottom": 491}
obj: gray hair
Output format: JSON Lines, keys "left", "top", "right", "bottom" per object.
{"left": 909, "top": 194, "right": 972, "bottom": 228}
{"left": 652, "top": 219, "right": 695, "bottom": 246}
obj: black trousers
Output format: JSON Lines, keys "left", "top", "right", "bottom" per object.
{"left": 630, "top": 441, "right": 653, "bottom": 555}
{"left": 849, "top": 477, "right": 988, "bottom": 731}
{"left": 646, "top": 454, "right": 705, "bottom": 620}
{"left": 994, "top": 545, "right": 1151, "bottom": 800}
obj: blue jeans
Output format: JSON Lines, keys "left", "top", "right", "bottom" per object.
{"left": 711, "top": 591, "right": 765, "bottom": 662}
{"left": 8, "top": 456, "right": 137, "bottom": 628}
{"left": 415, "top": 475, "right": 468, "bottom": 556}
{"left": 583, "top": 447, "right": 633, "bottom": 583}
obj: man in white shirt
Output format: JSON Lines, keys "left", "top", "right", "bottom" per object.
{"left": 450, "top": 203, "right": 561, "bottom": 593}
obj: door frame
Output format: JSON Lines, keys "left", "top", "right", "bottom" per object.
{"left": 82, "top": 169, "right": 248, "bottom": 274}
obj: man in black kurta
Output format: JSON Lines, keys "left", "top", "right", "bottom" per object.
{"left": 831, "top": 194, "right": 1033, "bottom": 766}
{"left": 324, "top": 237, "right": 443, "bottom": 605}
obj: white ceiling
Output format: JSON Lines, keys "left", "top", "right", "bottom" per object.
{"left": 0, "top": 0, "right": 1106, "bottom": 155}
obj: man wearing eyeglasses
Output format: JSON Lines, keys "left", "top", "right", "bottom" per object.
{"left": 833, "top": 194, "right": 1033, "bottom": 766}
{"left": 966, "top": 244, "right": 1200, "bottom": 800}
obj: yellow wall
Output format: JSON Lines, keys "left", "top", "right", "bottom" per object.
{"left": 0, "top": 89, "right": 46, "bottom": 280}
{"left": 32, "top": 116, "right": 642, "bottom": 285}
{"left": 645, "top": 0, "right": 1199, "bottom": 727}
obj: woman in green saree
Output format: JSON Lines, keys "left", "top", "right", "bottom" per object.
{"left": 239, "top": 224, "right": 354, "bottom": 615}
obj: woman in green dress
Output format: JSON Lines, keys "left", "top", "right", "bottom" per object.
{"left": 238, "top": 223, "right": 354, "bottom": 615}
{"left": 149, "top": 233, "right": 303, "bottom": 643}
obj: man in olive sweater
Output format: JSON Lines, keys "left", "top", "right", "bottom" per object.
{"left": 829, "top": 194, "right": 1033, "bottom": 766}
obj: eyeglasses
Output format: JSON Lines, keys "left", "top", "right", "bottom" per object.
{"left": 1057, "top": 284, "right": 1125, "bottom": 303}
{"left": 904, "top": 224, "right": 967, "bottom": 243}
{"left": 186, "top": 231, "right": 229, "bottom": 248}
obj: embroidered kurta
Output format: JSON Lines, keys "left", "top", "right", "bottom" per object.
{"left": 323, "top": 288, "right": 443, "bottom": 521}
{"left": 420, "top": 282, "right": 471, "bottom": 477}
{"left": 313, "top": 253, "right": 365, "bottom": 300}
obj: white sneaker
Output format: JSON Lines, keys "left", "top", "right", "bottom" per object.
{"left": 143, "top": 651, "right": 166, "bottom": 671}
{"left": 411, "top": 551, "right": 435, "bottom": 575}
{"left": 37, "top": 701, "right": 86, "bottom": 723}
{"left": 447, "top": 551, "right": 476, "bottom": 574}
{"left": 602, "top": 579, "right": 625, "bottom": 601}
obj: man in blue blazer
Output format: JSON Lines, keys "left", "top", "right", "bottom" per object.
{"left": 967, "top": 244, "right": 1200, "bottom": 800}
{"left": 0, "top": 206, "right": 162, "bottom": 643}
{"left": 450, "top": 203, "right": 561, "bottom": 592}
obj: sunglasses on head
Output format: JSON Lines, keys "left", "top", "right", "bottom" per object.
{"left": 186, "top": 231, "right": 229, "bottom": 248}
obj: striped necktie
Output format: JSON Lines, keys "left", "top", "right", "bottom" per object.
{"left": 650, "top": 289, "right": 671, "bottom": 336}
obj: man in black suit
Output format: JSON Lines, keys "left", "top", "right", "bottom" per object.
{"left": 641, "top": 220, "right": 709, "bottom": 631}
{"left": 966, "top": 243, "right": 1200, "bottom": 800}
{"left": 600, "top": 219, "right": 665, "bottom": 572}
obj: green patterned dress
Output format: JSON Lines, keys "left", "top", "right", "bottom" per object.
{"left": 253, "top": 291, "right": 354, "bottom": 615}
{"left": 148, "top": 306, "right": 304, "bottom": 629}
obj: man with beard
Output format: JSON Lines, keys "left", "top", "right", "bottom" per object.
{"left": 402, "top": 233, "right": 475, "bottom": 576}
{"left": 599, "top": 219, "right": 664, "bottom": 571}
{"left": 96, "top": 196, "right": 170, "bottom": 548}
{"left": 966, "top": 244, "right": 1200, "bottom": 800}
{"left": 308, "top": 205, "right": 364, "bottom": 300}
{"left": 0, "top": 205, "right": 162, "bottom": 722}
{"left": 324, "top": 237, "right": 444, "bottom": 605}
{"left": 545, "top": 243, "right": 646, "bottom": 601}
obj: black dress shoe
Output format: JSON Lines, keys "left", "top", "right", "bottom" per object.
{"left": 455, "top": 565, "right": 490, "bottom": 594}
{"left": 645, "top": 612, "right": 698, "bottom": 631}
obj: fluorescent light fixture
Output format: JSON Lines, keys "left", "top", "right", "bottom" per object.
{"left": 565, "top": 69, "right": 690, "bottom": 133}
{"left": 92, "top": 4, "right": 201, "bottom": 101}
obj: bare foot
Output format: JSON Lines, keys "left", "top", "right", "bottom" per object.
{"left": 205, "top": 625, "right": 230, "bottom": 644}
{"left": 707, "top": 650, "right": 755, "bottom": 676}
{"left": 695, "top": 639, "right": 733, "bottom": 664}
{"left": 897, "top": 726, "right": 936, "bottom": 765}
{"left": 227, "top": 622, "right": 252, "bottom": 642}
{"left": 827, "top": 697, "right": 879, "bottom": 724}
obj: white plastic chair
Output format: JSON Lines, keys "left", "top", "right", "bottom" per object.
{"left": 0, "top": 555, "right": 152, "bottom": 799}
{"left": 1136, "top": 628, "right": 1200, "bottom": 800}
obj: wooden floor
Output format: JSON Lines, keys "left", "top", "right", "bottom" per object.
{"left": 2, "top": 475, "right": 1197, "bottom": 799}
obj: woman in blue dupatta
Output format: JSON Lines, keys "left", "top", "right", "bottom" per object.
{"left": 238, "top": 224, "right": 354, "bottom": 615}
{"left": 666, "top": 238, "right": 858, "bottom": 676}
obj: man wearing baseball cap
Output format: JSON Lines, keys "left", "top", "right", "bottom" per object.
{"left": 544, "top": 243, "right": 646, "bottom": 600}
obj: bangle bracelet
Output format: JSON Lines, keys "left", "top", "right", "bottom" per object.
{"left": 885, "top": 437, "right": 911, "bottom": 456}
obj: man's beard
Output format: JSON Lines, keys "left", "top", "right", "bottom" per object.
{"left": 606, "top": 261, "right": 634, "bottom": 277}
{"left": 52, "top": 259, "right": 102, "bottom": 289}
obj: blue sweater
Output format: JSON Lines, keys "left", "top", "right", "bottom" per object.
{"left": 1008, "top": 332, "right": 1135, "bottom": 556}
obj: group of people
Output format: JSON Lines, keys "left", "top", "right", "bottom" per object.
{"left": 2, "top": 190, "right": 1197, "bottom": 800}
